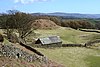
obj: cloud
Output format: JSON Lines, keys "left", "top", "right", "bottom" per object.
{"left": 14, "top": 0, "right": 50, "bottom": 4}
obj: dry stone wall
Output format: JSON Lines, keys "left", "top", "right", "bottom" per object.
{"left": 0, "top": 45, "right": 48, "bottom": 63}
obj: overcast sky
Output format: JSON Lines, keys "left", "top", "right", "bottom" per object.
{"left": 0, "top": 0, "right": 100, "bottom": 14}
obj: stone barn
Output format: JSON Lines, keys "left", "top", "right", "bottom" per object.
{"left": 35, "top": 36, "right": 62, "bottom": 47}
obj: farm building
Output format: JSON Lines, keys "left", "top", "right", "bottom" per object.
{"left": 35, "top": 36, "right": 62, "bottom": 47}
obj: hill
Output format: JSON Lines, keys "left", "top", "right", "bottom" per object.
{"left": 33, "top": 19, "right": 59, "bottom": 29}
{"left": 33, "top": 27, "right": 100, "bottom": 44}
{"left": 32, "top": 12, "right": 100, "bottom": 18}
{"left": 0, "top": 27, "right": 100, "bottom": 67}
{"left": 0, "top": 41, "right": 64, "bottom": 67}
{"left": 33, "top": 27, "right": 100, "bottom": 67}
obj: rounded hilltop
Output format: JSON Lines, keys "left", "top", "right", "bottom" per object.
{"left": 33, "top": 19, "right": 59, "bottom": 29}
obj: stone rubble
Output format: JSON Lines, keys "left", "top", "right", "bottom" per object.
{"left": 0, "top": 45, "right": 47, "bottom": 63}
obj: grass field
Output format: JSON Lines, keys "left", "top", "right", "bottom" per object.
{"left": 85, "top": 55, "right": 100, "bottom": 67}
{"left": 33, "top": 27, "right": 100, "bottom": 44}
{"left": 32, "top": 27, "right": 100, "bottom": 67}
{"left": 36, "top": 47, "right": 100, "bottom": 67}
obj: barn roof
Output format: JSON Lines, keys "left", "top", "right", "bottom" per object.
{"left": 38, "top": 36, "right": 62, "bottom": 45}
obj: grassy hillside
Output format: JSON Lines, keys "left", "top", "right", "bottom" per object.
{"left": 85, "top": 55, "right": 100, "bottom": 67}
{"left": 0, "top": 56, "right": 40, "bottom": 67}
{"left": 1, "top": 27, "right": 99, "bottom": 67}
{"left": 32, "top": 27, "right": 100, "bottom": 67}
{"left": 36, "top": 47, "right": 100, "bottom": 67}
{"left": 33, "top": 27, "right": 100, "bottom": 44}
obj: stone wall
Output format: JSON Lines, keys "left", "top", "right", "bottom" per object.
{"left": 79, "top": 29, "right": 100, "bottom": 33}
{"left": 85, "top": 39, "right": 100, "bottom": 47}
{"left": 0, "top": 45, "right": 48, "bottom": 63}
{"left": 62, "top": 44, "right": 84, "bottom": 47}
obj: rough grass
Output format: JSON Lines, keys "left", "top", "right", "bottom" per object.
{"left": 87, "top": 56, "right": 100, "bottom": 67}
{"left": 1, "top": 27, "right": 99, "bottom": 67}
{"left": 0, "top": 56, "right": 36, "bottom": 67}
{"left": 36, "top": 47, "right": 100, "bottom": 67}
{"left": 34, "top": 27, "right": 99, "bottom": 44}
{"left": 85, "top": 49, "right": 100, "bottom": 67}
{"left": 85, "top": 55, "right": 100, "bottom": 67}
{"left": 32, "top": 27, "right": 100, "bottom": 67}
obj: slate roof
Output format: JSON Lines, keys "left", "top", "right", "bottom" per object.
{"left": 38, "top": 36, "right": 62, "bottom": 45}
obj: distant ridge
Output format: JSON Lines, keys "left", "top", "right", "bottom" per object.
{"left": 31, "top": 12, "right": 100, "bottom": 18}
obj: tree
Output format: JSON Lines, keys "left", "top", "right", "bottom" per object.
{"left": 0, "top": 10, "right": 35, "bottom": 42}
{"left": 0, "top": 13, "right": 14, "bottom": 38}
{"left": 13, "top": 12, "right": 35, "bottom": 39}
{"left": 95, "top": 22, "right": 100, "bottom": 29}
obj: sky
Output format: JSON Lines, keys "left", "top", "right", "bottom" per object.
{"left": 0, "top": 0, "right": 100, "bottom": 14}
